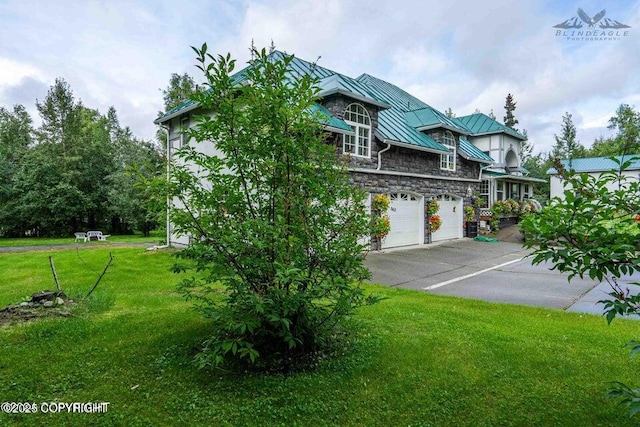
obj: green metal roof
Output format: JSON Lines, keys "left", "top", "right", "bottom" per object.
{"left": 459, "top": 137, "right": 494, "bottom": 163}
{"left": 318, "top": 74, "right": 390, "bottom": 109}
{"left": 155, "top": 51, "right": 511, "bottom": 160}
{"left": 405, "top": 107, "right": 469, "bottom": 133}
{"left": 354, "top": 74, "right": 453, "bottom": 153}
{"left": 547, "top": 154, "right": 640, "bottom": 174}
{"left": 483, "top": 169, "right": 547, "bottom": 183}
{"left": 310, "top": 103, "right": 354, "bottom": 134}
{"left": 456, "top": 113, "right": 526, "bottom": 140}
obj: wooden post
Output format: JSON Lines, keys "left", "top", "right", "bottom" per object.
{"left": 49, "top": 256, "right": 62, "bottom": 292}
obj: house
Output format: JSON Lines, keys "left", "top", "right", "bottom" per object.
{"left": 155, "top": 51, "right": 538, "bottom": 249}
{"left": 548, "top": 155, "right": 640, "bottom": 200}
{"left": 456, "top": 113, "right": 545, "bottom": 210}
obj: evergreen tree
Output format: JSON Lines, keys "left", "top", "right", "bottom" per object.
{"left": 444, "top": 107, "right": 455, "bottom": 118}
{"left": 503, "top": 93, "right": 519, "bottom": 129}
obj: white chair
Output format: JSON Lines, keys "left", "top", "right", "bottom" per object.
{"left": 74, "top": 232, "right": 88, "bottom": 242}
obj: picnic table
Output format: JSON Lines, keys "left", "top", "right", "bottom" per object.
{"left": 75, "top": 231, "right": 110, "bottom": 242}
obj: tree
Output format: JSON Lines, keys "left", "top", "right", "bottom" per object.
{"left": 488, "top": 109, "right": 497, "bottom": 121}
{"left": 589, "top": 135, "right": 618, "bottom": 157}
{"left": 168, "top": 45, "right": 379, "bottom": 370}
{"left": 23, "top": 79, "right": 117, "bottom": 235}
{"left": 156, "top": 73, "right": 198, "bottom": 144}
{"left": 551, "top": 112, "right": 587, "bottom": 161}
{"left": 444, "top": 107, "right": 456, "bottom": 118}
{"left": 519, "top": 128, "right": 534, "bottom": 163}
{"left": 520, "top": 157, "right": 640, "bottom": 417}
{"left": 605, "top": 104, "right": 640, "bottom": 156}
{"left": 0, "top": 105, "right": 33, "bottom": 236}
{"left": 522, "top": 152, "right": 552, "bottom": 201}
{"left": 503, "top": 93, "right": 519, "bottom": 129}
{"left": 161, "top": 72, "right": 198, "bottom": 111}
{"left": 102, "top": 106, "right": 165, "bottom": 236}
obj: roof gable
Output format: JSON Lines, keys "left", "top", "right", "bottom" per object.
{"left": 317, "top": 74, "right": 390, "bottom": 109}
{"left": 405, "top": 107, "right": 469, "bottom": 134}
{"left": 457, "top": 113, "right": 525, "bottom": 140}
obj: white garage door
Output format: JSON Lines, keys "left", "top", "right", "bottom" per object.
{"left": 431, "top": 194, "right": 463, "bottom": 242}
{"left": 383, "top": 192, "right": 423, "bottom": 248}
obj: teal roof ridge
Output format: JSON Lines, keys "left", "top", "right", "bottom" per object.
{"left": 356, "top": 73, "right": 430, "bottom": 111}
{"left": 405, "top": 106, "right": 469, "bottom": 133}
{"left": 317, "top": 74, "right": 390, "bottom": 108}
{"left": 457, "top": 113, "right": 525, "bottom": 140}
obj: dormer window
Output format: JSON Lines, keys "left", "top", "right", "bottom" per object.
{"left": 343, "top": 103, "right": 371, "bottom": 158}
{"left": 440, "top": 131, "right": 456, "bottom": 171}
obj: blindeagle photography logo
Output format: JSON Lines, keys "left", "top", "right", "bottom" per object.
{"left": 554, "top": 8, "right": 631, "bottom": 41}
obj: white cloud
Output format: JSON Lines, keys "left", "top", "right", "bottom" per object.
{"left": 0, "top": 0, "right": 638, "bottom": 153}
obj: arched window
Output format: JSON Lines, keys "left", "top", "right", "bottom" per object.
{"left": 343, "top": 103, "right": 371, "bottom": 158}
{"left": 440, "top": 131, "right": 456, "bottom": 171}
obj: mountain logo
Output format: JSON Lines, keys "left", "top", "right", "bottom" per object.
{"left": 554, "top": 8, "right": 631, "bottom": 30}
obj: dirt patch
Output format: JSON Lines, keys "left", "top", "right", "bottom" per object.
{"left": 0, "top": 291, "right": 75, "bottom": 326}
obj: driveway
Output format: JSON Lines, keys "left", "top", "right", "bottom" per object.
{"left": 365, "top": 238, "right": 638, "bottom": 316}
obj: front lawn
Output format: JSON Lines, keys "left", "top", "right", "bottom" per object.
{"left": 0, "top": 230, "right": 164, "bottom": 248}
{"left": 1, "top": 247, "right": 639, "bottom": 426}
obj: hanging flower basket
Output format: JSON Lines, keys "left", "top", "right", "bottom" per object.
{"left": 372, "top": 215, "right": 391, "bottom": 239}
{"left": 426, "top": 199, "right": 440, "bottom": 216}
{"left": 463, "top": 205, "right": 475, "bottom": 223}
{"left": 429, "top": 215, "right": 442, "bottom": 232}
{"left": 372, "top": 194, "right": 391, "bottom": 213}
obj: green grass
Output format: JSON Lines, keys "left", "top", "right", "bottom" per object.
{"left": 1, "top": 247, "right": 640, "bottom": 426}
{"left": 0, "top": 230, "right": 164, "bottom": 248}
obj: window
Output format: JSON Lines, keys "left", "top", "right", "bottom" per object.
{"left": 496, "top": 181, "right": 504, "bottom": 201}
{"left": 169, "top": 137, "right": 181, "bottom": 152}
{"left": 523, "top": 184, "right": 530, "bottom": 197}
{"left": 440, "top": 131, "right": 456, "bottom": 171}
{"left": 343, "top": 104, "right": 371, "bottom": 158}
{"left": 480, "top": 179, "right": 490, "bottom": 207}
{"left": 511, "top": 183, "right": 520, "bottom": 199}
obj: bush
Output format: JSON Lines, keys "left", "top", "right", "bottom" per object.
{"left": 520, "top": 156, "right": 640, "bottom": 416}
{"left": 169, "top": 45, "right": 381, "bottom": 371}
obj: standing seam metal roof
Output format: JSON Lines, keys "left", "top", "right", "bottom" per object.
{"left": 547, "top": 155, "right": 640, "bottom": 174}
{"left": 456, "top": 113, "right": 525, "bottom": 140}
{"left": 155, "top": 51, "right": 503, "bottom": 162}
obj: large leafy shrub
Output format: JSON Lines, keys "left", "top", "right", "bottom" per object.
{"left": 520, "top": 157, "right": 640, "bottom": 416}
{"left": 168, "top": 46, "right": 379, "bottom": 371}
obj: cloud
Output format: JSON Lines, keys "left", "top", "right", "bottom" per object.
{"left": 0, "top": 0, "right": 637, "bottom": 155}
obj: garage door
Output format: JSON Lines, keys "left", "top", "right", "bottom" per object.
{"left": 384, "top": 192, "right": 423, "bottom": 248}
{"left": 431, "top": 194, "right": 462, "bottom": 242}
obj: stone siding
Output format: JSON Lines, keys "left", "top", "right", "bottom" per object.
{"left": 349, "top": 171, "right": 478, "bottom": 245}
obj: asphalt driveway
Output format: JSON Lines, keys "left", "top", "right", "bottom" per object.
{"left": 365, "top": 238, "right": 637, "bottom": 316}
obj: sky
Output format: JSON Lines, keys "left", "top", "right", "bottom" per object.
{"left": 0, "top": 0, "right": 638, "bottom": 155}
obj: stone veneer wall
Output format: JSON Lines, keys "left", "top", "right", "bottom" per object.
{"left": 350, "top": 171, "right": 476, "bottom": 245}
{"left": 321, "top": 94, "right": 484, "bottom": 245}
